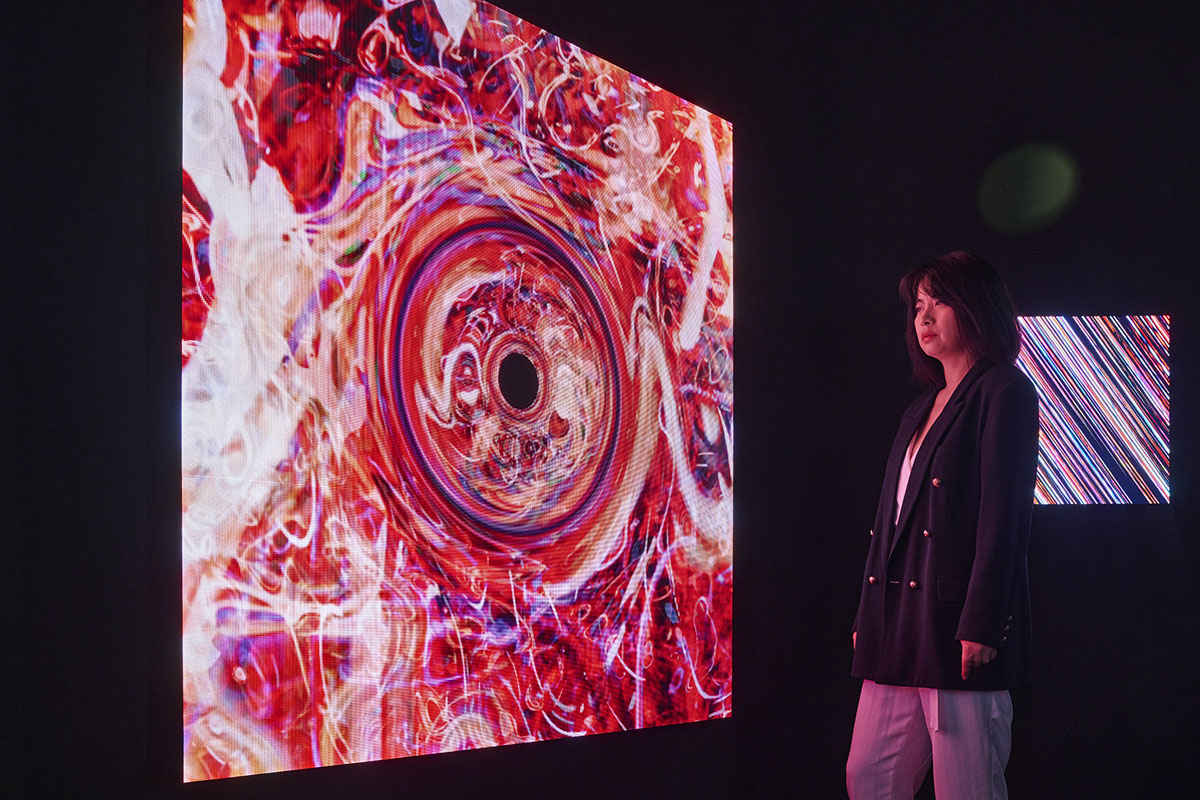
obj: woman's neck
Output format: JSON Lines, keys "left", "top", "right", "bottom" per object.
{"left": 939, "top": 352, "right": 976, "bottom": 397}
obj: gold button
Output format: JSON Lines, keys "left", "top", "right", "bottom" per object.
{"left": 868, "top": 576, "right": 877, "bottom": 584}
{"left": 909, "top": 580, "right": 919, "bottom": 589}
{"left": 923, "top": 529, "right": 930, "bottom": 537}
{"left": 932, "top": 477, "right": 942, "bottom": 487}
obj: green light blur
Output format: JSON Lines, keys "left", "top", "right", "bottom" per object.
{"left": 978, "top": 143, "right": 1078, "bottom": 234}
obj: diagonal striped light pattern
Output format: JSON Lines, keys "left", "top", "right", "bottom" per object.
{"left": 1016, "top": 315, "right": 1169, "bottom": 504}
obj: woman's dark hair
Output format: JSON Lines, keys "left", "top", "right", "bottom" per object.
{"left": 899, "top": 251, "right": 1021, "bottom": 387}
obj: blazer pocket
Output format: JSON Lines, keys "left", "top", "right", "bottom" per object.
{"left": 936, "top": 577, "right": 968, "bottom": 603}
{"left": 933, "top": 431, "right": 963, "bottom": 457}
{"left": 930, "top": 446, "right": 961, "bottom": 480}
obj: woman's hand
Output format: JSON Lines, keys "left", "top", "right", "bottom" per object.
{"left": 960, "top": 640, "right": 997, "bottom": 679}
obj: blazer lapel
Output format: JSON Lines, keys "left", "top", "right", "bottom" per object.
{"left": 878, "top": 392, "right": 933, "bottom": 551}
{"left": 889, "top": 361, "right": 991, "bottom": 559}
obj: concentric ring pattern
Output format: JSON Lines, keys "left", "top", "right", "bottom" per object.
{"left": 181, "top": 0, "right": 733, "bottom": 779}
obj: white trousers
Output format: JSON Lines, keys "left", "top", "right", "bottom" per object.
{"left": 846, "top": 680, "right": 1012, "bottom": 800}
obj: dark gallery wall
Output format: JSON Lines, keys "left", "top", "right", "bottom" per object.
{"left": 4, "top": 1, "right": 1197, "bottom": 797}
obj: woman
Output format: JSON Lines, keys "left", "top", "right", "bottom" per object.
{"left": 846, "top": 252, "right": 1039, "bottom": 799}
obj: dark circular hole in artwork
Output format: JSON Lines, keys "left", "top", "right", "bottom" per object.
{"left": 498, "top": 352, "right": 539, "bottom": 410}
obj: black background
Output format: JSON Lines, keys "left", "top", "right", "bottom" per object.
{"left": 4, "top": 1, "right": 1198, "bottom": 797}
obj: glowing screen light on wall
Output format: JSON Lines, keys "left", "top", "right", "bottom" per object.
{"left": 1016, "top": 316, "right": 1168, "bottom": 504}
{"left": 182, "top": 0, "right": 732, "bottom": 781}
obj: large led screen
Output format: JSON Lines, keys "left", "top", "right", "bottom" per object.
{"left": 1016, "top": 315, "right": 1168, "bottom": 504}
{"left": 182, "top": 0, "right": 733, "bottom": 780}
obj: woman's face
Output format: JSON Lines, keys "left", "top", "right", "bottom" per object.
{"left": 914, "top": 285, "right": 967, "bottom": 361}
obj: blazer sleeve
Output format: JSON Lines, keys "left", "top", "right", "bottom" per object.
{"left": 955, "top": 372, "right": 1039, "bottom": 648}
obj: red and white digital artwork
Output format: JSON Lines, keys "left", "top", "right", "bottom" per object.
{"left": 182, "top": 0, "right": 732, "bottom": 779}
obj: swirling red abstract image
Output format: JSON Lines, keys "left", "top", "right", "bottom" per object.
{"left": 182, "top": 0, "right": 732, "bottom": 779}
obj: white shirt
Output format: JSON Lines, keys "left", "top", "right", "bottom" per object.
{"left": 895, "top": 429, "right": 922, "bottom": 525}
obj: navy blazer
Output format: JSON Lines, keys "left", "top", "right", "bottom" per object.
{"left": 851, "top": 361, "right": 1038, "bottom": 689}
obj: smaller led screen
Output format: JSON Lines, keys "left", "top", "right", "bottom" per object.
{"left": 1016, "top": 315, "right": 1169, "bottom": 504}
